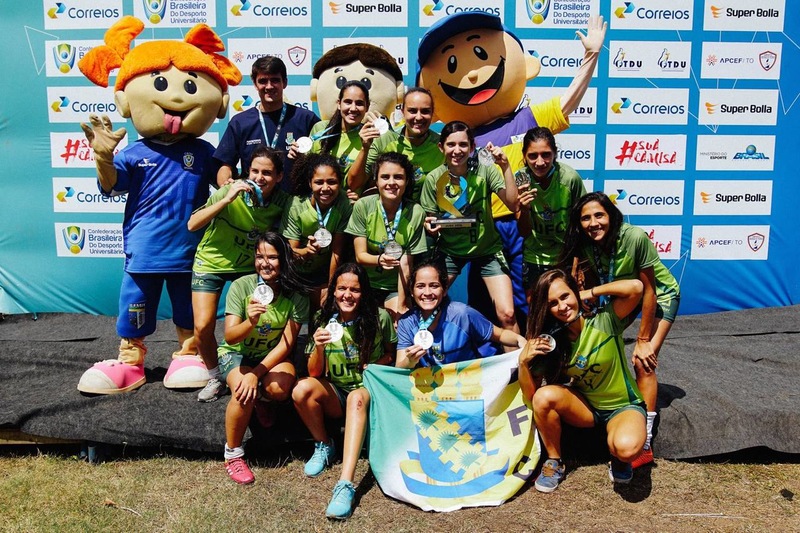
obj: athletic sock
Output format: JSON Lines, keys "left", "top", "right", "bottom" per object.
{"left": 207, "top": 365, "right": 220, "bottom": 380}
{"left": 644, "top": 411, "right": 657, "bottom": 450}
{"left": 224, "top": 444, "right": 245, "bottom": 461}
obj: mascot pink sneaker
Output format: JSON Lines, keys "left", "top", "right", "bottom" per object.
{"left": 77, "top": 360, "right": 146, "bottom": 394}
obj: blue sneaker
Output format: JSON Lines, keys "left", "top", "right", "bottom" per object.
{"left": 326, "top": 480, "right": 356, "bottom": 519}
{"left": 304, "top": 439, "right": 336, "bottom": 477}
{"left": 534, "top": 459, "right": 565, "bottom": 493}
{"left": 609, "top": 458, "right": 633, "bottom": 484}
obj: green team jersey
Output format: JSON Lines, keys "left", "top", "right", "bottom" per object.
{"left": 218, "top": 274, "right": 309, "bottom": 360}
{"left": 306, "top": 308, "right": 396, "bottom": 393}
{"left": 419, "top": 164, "right": 505, "bottom": 258}
{"left": 565, "top": 305, "right": 644, "bottom": 410}
{"left": 309, "top": 121, "right": 363, "bottom": 191}
{"left": 582, "top": 223, "right": 681, "bottom": 301}
{"left": 365, "top": 129, "right": 444, "bottom": 202}
{"left": 519, "top": 162, "right": 587, "bottom": 266}
{"left": 279, "top": 192, "right": 352, "bottom": 277}
{"left": 193, "top": 186, "right": 291, "bottom": 273}
{"left": 345, "top": 195, "right": 427, "bottom": 290}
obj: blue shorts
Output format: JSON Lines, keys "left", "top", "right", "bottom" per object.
{"left": 495, "top": 216, "right": 527, "bottom": 313}
{"left": 116, "top": 272, "right": 193, "bottom": 338}
{"left": 592, "top": 402, "right": 646, "bottom": 426}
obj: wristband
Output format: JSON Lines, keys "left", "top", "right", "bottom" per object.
{"left": 590, "top": 287, "right": 595, "bottom": 297}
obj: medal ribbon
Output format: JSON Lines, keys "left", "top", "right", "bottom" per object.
{"left": 379, "top": 201, "right": 403, "bottom": 243}
{"left": 435, "top": 173, "right": 468, "bottom": 218}
{"left": 591, "top": 244, "right": 615, "bottom": 307}
{"left": 417, "top": 306, "right": 439, "bottom": 331}
{"left": 257, "top": 103, "right": 287, "bottom": 149}
{"left": 315, "top": 200, "right": 333, "bottom": 230}
{"left": 243, "top": 179, "right": 266, "bottom": 208}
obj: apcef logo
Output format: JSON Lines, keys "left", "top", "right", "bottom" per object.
{"left": 615, "top": 2, "right": 635, "bottom": 18}
{"left": 48, "top": 2, "right": 66, "bottom": 18}
{"left": 142, "top": 0, "right": 167, "bottom": 23}
{"left": 231, "top": 0, "right": 251, "bottom": 16}
{"left": 695, "top": 237, "right": 707, "bottom": 248}
{"left": 57, "top": 187, "right": 75, "bottom": 203}
{"left": 611, "top": 98, "right": 631, "bottom": 114}
{"left": 233, "top": 95, "right": 254, "bottom": 112}
{"left": 710, "top": 5, "right": 722, "bottom": 18}
{"left": 52, "top": 43, "right": 75, "bottom": 73}
{"left": 329, "top": 2, "right": 342, "bottom": 14}
{"left": 62, "top": 225, "right": 85, "bottom": 254}
{"left": 526, "top": 0, "right": 550, "bottom": 24}
{"left": 706, "top": 54, "right": 718, "bottom": 66}
{"left": 51, "top": 97, "right": 70, "bottom": 112}
{"left": 423, "top": 0, "right": 443, "bottom": 16}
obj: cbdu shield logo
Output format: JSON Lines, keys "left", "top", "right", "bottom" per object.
{"left": 143, "top": 0, "right": 167, "bottom": 23}
{"left": 53, "top": 43, "right": 75, "bottom": 74}
{"left": 62, "top": 225, "right": 85, "bottom": 254}
{"left": 526, "top": 0, "right": 550, "bottom": 24}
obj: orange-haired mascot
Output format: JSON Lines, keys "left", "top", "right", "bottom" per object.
{"left": 76, "top": 16, "right": 241, "bottom": 394}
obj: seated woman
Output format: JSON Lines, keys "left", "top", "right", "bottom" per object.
{"left": 218, "top": 232, "right": 308, "bottom": 485}
{"left": 518, "top": 269, "right": 645, "bottom": 492}
{"left": 560, "top": 192, "right": 681, "bottom": 466}
{"left": 396, "top": 261, "right": 525, "bottom": 369}
{"left": 291, "top": 263, "right": 396, "bottom": 520}
{"left": 281, "top": 153, "right": 352, "bottom": 317}
{"left": 346, "top": 152, "right": 427, "bottom": 319}
{"left": 418, "top": 121, "right": 520, "bottom": 340}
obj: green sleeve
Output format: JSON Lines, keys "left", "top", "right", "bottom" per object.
{"left": 630, "top": 226, "right": 660, "bottom": 270}
{"left": 419, "top": 168, "right": 442, "bottom": 215}
{"left": 406, "top": 203, "right": 428, "bottom": 255}
{"left": 225, "top": 276, "right": 251, "bottom": 319}
{"left": 334, "top": 194, "right": 353, "bottom": 233}
{"left": 486, "top": 164, "right": 506, "bottom": 194}
{"left": 345, "top": 197, "right": 369, "bottom": 237}
{"left": 290, "top": 292, "right": 310, "bottom": 324}
{"left": 281, "top": 197, "right": 303, "bottom": 241}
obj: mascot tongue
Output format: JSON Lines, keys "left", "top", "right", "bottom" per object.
{"left": 164, "top": 113, "right": 182, "bottom": 134}
{"left": 468, "top": 89, "right": 497, "bottom": 106}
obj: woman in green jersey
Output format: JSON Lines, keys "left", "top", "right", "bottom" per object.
{"left": 518, "top": 269, "right": 646, "bottom": 493}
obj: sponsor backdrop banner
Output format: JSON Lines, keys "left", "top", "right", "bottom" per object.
{"left": 363, "top": 350, "right": 538, "bottom": 511}
{"left": 0, "top": 0, "right": 798, "bottom": 316}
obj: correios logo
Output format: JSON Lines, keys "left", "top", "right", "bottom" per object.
{"left": 142, "top": 0, "right": 167, "bottom": 23}
{"left": 611, "top": 98, "right": 631, "bottom": 113}
{"left": 53, "top": 43, "right": 76, "bottom": 73}
{"left": 62, "top": 225, "right": 85, "bottom": 254}
{"left": 57, "top": 187, "right": 75, "bottom": 203}
{"left": 51, "top": 97, "right": 69, "bottom": 112}
{"left": 423, "top": 0, "right": 443, "bottom": 16}
{"left": 233, "top": 95, "right": 254, "bottom": 112}
{"left": 526, "top": 0, "right": 550, "bottom": 24}
{"left": 231, "top": 0, "right": 251, "bottom": 16}
{"left": 609, "top": 189, "right": 628, "bottom": 203}
{"left": 48, "top": 2, "right": 66, "bottom": 18}
{"left": 615, "top": 2, "right": 634, "bottom": 18}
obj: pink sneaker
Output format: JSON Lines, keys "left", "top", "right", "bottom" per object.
{"left": 164, "top": 355, "right": 209, "bottom": 389}
{"left": 77, "top": 360, "right": 145, "bottom": 394}
{"left": 225, "top": 457, "right": 255, "bottom": 484}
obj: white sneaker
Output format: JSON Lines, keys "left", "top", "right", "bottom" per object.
{"left": 197, "top": 377, "right": 227, "bottom": 402}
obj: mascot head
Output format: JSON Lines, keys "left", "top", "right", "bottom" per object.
{"left": 311, "top": 43, "right": 404, "bottom": 121}
{"left": 416, "top": 12, "right": 540, "bottom": 128}
{"left": 79, "top": 16, "right": 242, "bottom": 141}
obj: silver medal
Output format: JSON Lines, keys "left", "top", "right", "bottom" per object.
{"left": 477, "top": 146, "right": 495, "bottom": 166}
{"left": 414, "top": 329, "right": 434, "bottom": 350}
{"left": 313, "top": 227, "right": 333, "bottom": 248}
{"left": 253, "top": 284, "right": 274, "bottom": 306}
{"left": 514, "top": 170, "right": 531, "bottom": 187}
{"left": 373, "top": 118, "right": 390, "bottom": 135}
{"left": 296, "top": 136, "right": 313, "bottom": 154}
{"left": 383, "top": 239, "right": 403, "bottom": 260}
{"left": 538, "top": 333, "right": 556, "bottom": 353}
{"left": 325, "top": 320, "right": 344, "bottom": 343}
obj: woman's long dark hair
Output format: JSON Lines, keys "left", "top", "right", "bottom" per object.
{"left": 374, "top": 151, "right": 415, "bottom": 204}
{"left": 319, "top": 80, "right": 370, "bottom": 155}
{"left": 558, "top": 191, "right": 624, "bottom": 269}
{"left": 254, "top": 231, "right": 309, "bottom": 296}
{"left": 317, "top": 263, "right": 379, "bottom": 370}
{"left": 525, "top": 269, "right": 582, "bottom": 383}
{"left": 289, "top": 152, "right": 343, "bottom": 198}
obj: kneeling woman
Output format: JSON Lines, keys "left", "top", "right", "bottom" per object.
{"left": 396, "top": 261, "right": 525, "bottom": 369}
{"left": 518, "top": 270, "right": 645, "bottom": 493}
{"left": 219, "top": 232, "right": 309, "bottom": 485}
{"left": 292, "top": 263, "right": 396, "bottom": 519}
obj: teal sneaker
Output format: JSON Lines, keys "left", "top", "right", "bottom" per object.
{"left": 304, "top": 439, "right": 336, "bottom": 477}
{"left": 325, "top": 480, "right": 356, "bottom": 520}
{"left": 534, "top": 459, "right": 565, "bottom": 493}
{"left": 609, "top": 457, "right": 633, "bottom": 484}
